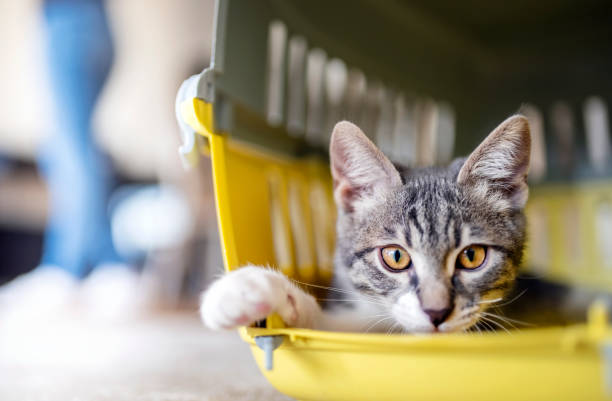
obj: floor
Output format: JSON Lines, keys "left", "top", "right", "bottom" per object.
{"left": 0, "top": 312, "right": 291, "bottom": 401}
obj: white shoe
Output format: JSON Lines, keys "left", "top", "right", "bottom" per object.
{"left": 0, "top": 266, "right": 78, "bottom": 328}
{"left": 80, "top": 264, "right": 154, "bottom": 322}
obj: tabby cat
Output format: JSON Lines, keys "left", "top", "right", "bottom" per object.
{"left": 201, "top": 115, "right": 530, "bottom": 333}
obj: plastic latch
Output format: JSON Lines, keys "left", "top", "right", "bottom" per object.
{"left": 255, "top": 335, "right": 284, "bottom": 371}
{"left": 175, "top": 75, "right": 201, "bottom": 168}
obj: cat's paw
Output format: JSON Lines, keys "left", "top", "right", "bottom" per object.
{"left": 200, "top": 265, "right": 319, "bottom": 330}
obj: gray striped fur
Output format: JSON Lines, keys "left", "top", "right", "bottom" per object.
{"left": 330, "top": 116, "right": 530, "bottom": 332}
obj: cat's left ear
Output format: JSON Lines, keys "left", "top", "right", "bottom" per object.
{"left": 330, "top": 121, "right": 402, "bottom": 213}
{"left": 457, "top": 115, "right": 531, "bottom": 209}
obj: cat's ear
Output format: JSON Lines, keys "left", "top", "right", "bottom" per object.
{"left": 330, "top": 121, "right": 401, "bottom": 213}
{"left": 457, "top": 115, "right": 531, "bottom": 209}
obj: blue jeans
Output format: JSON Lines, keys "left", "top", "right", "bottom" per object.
{"left": 39, "top": 0, "right": 123, "bottom": 278}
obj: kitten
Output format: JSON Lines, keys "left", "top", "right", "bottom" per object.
{"left": 201, "top": 115, "right": 530, "bottom": 333}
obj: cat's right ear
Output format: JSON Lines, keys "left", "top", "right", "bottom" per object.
{"left": 457, "top": 115, "right": 531, "bottom": 210}
{"left": 330, "top": 121, "right": 401, "bottom": 213}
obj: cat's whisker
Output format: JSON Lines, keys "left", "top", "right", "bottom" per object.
{"left": 452, "top": 313, "right": 472, "bottom": 323}
{"left": 364, "top": 319, "right": 388, "bottom": 334}
{"left": 483, "top": 309, "right": 520, "bottom": 324}
{"left": 290, "top": 279, "right": 349, "bottom": 292}
{"left": 477, "top": 319, "right": 494, "bottom": 333}
{"left": 362, "top": 312, "right": 393, "bottom": 321}
{"left": 477, "top": 297, "right": 502, "bottom": 305}
{"left": 492, "top": 309, "right": 535, "bottom": 327}
{"left": 385, "top": 322, "right": 397, "bottom": 335}
{"left": 482, "top": 312, "right": 518, "bottom": 331}
{"left": 292, "top": 280, "right": 382, "bottom": 304}
{"left": 461, "top": 306, "right": 480, "bottom": 316}
{"left": 316, "top": 298, "right": 387, "bottom": 307}
{"left": 364, "top": 316, "right": 394, "bottom": 333}
{"left": 478, "top": 314, "right": 511, "bottom": 334}
{"left": 291, "top": 280, "right": 360, "bottom": 295}
{"left": 487, "top": 289, "right": 528, "bottom": 308}
{"left": 481, "top": 311, "right": 534, "bottom": 329}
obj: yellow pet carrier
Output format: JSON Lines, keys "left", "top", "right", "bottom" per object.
{"left": 176, "top": 1, "right": 612, "bottom": 400}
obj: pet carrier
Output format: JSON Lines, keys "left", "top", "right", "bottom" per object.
{"left": 176, "top": 1, "right": 612, "bottom": 399}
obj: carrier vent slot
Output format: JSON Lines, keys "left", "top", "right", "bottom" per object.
{"left": 526, "top": 203, "right": 550, "bottom": 273}
{"left": 288, "top": 179, "right": 316, "bottom": 281}
{"left": 596, "top": 200, "right": 612, "bottom": 269}
{"left": 436, "top": 101, "right": 456, "bottom": 165}
{"left": 267, "top": 20, "right": 460, "bottom": 168}
{"left": 266, "top": 20, "right": 288, "bottom": 127}
{"left": 345, "top": 68, "right": 367, "bottom": 128}
{"left": 550, "top": 101, "right": 575, "bottom": 178}
{"left": 360, "top": 80, "right": 384, "bottom": 142}
{"left": 268, "top": 172, "right": 295, "bottom": 277}
{"left": 562, "top": 203, "right": 583, "bottom": 268}
{"left": 390, "top": 93, "right": 417, "bottom": 166}
{"left": 375, "top": 86, "right": 397, "bottom": 159}
{"left": 584, "top": 97, "right": 611, "bottom": 173}
{"left": 324, "top": 58, "right": 348, "bottom": 143}
{"left": 305, "top": 48, "right": 327, "bottom": 145}
{"left": 523, "top": 104, "right": 547, "bottom": 183}
{"left": 415, "top": 98, "right": 439, "bottom": 167}
{"left": 287, "top": 35, "right": 308, "bottom": 137}
{"left": 309, "top": 181, "right": 335, "bottom": 284}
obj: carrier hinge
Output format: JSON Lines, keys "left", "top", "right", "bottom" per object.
{"left": 255, "top": 335, "right": 285, "bottom": 371}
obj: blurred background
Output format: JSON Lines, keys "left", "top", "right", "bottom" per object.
{"left": 0, "top": 1, "right": 291, "bottom": 400}
{"left": 0, "top": 0, "right": 221, "bottom": 303}
{"left": 1, "top": 0, "right": 612, "bottom": 400}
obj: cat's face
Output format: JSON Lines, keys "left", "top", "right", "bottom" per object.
{"left": 330, "top": 116, "right": 530, "bottom": 333}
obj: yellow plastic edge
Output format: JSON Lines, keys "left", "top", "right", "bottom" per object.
{"left": 181, "top": 97, "right": 239, "bottom": 270}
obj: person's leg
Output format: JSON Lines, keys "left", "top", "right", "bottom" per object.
{"left": 39, "top": 0, "right": 121, "bottom": 278}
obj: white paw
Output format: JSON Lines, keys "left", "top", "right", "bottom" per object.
{"left": 200, "top": 266, "right": 317, "bottom": 330}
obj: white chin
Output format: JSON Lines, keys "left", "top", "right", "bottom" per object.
{"left": 397, "top": 320, "right": 435, "bottom": 333}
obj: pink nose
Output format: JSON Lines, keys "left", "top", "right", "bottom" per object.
{"left": 424, "top": 308, "right": 452, "bottom": 327}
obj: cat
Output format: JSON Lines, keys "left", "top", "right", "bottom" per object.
{"left": 201, "top": 115, "right": 531, "bottom": 333}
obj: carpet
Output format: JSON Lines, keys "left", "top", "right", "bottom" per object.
{"left": 0, "top": 312, "right": 291, "bottom": 401}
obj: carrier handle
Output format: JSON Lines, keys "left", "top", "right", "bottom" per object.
{"left": 175, "top": 69, "right": 217, "bottom": 168}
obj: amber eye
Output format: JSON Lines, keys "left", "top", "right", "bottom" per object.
{"left": 380, "top": 246, "right": 411, "bottom": 271}
{"left": 457, "top": 245, "right": 487, "bottom": 269}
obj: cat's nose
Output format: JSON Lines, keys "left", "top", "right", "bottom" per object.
{"left": 424, "top": 307, "right": 452, "bottom": 327}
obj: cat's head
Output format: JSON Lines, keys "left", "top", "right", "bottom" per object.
{"left": 330, "top": 116, "right": 530, "bottom": 333}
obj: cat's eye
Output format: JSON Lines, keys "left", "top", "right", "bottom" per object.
{"left": 380, "top": 246, "right": 411, "bottom": 271}
{"left": 457, "top": 245, "right": 487, "bottom": 270}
